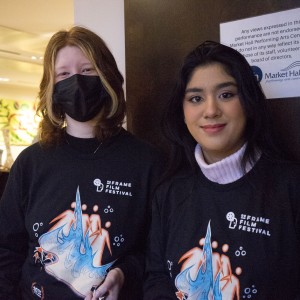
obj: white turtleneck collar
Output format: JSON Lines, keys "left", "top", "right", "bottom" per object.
{"left": 195, "top": 143, "right": 261, "bottom": 184}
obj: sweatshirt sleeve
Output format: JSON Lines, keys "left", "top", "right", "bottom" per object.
{"left": 143, "top": 193, "right": 175, "bottom": 299}
{"left": 111, "top": 250, "right": 145, "bottom": 297}
{"left": 112, "top": 149, "right": 164, "bottom": 298}
{"left": 0, "top": 160, "right": 28, "bottom": 299}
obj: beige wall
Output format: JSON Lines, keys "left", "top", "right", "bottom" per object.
{"left": 74, "top": 0, "right": 125, "bottom": 85}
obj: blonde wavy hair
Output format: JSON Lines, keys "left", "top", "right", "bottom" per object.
{"left": 37, "top": 26, "right": 126, "bottom": 146}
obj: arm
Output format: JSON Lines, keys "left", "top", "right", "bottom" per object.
{"left": 86, "top": 195, "right": 174, "bottom": 300}
{"left": 0, "top": 162, "right": 28, "bottom": 299}
{"left": 143, "top": 194, "right": 175, "bottom": 300}
{"left": 86, "top": 249, "right": 146, "bottom": 299}
{"left": 86, "top": 149, "right": 164, "bottom": 300}
{"left": 84, "top": 255, "right": 143, "bottom": 300}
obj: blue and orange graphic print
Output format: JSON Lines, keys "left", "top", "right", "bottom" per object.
{"left": 175, "top": 222, "right": 241, "bottom": 300}
{"left": 33, "top": 187, "right": 115, "bottom": 297}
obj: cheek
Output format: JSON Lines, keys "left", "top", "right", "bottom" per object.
{"left": 231, "top": 108, "right": 247, "bottom": 137}
{"left": 183, "top": 106, "right": 199, "bottom": 124}
{"left": 236, "top": 108, "right": 247, "bottom": 127}
{"left": 229, "top": 102, "right": 246, "bottom": 123}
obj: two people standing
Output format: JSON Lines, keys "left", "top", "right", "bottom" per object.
{"left": 0, "top": 25, "right": 299, "bottom": 299}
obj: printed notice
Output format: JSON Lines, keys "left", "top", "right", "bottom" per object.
{"left": 220, "top": 8, "right": 300, "bottom": 99}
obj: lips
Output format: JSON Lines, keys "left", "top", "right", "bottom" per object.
{"left": 201, "top": 123, "right": 226, "bottom": 133}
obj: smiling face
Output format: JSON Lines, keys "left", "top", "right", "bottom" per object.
{"left": 183, "top": 63, "right": 246, "bottom": 164}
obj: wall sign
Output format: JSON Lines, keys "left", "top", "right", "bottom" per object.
{"left": 220, "top": 8, "right": 300, "bottom": 99}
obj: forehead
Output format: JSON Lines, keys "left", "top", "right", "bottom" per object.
{"left": 187, "top": 63, "right": 236, "bottom": 88}
{"left": 55, "top": 45, "right": 91, "bottom": 68}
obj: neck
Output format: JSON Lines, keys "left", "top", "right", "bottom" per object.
{"left": 65, "top": 115, "right": 96, "bottom": 138}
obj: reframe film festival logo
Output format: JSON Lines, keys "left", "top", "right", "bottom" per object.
{"left": 93, "top": 178, "right": 133, "bottom": 196}
{"left": 251, "top": 61, "right": 300, "bottom": 83}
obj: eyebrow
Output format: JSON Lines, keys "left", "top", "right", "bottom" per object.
{"left": 185, "top": 81, "right": 237, "bottom": 94}
{"left": 55, "top": 62, "right": 93, "bottom": 69}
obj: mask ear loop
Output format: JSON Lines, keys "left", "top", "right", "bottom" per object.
{"left": 62, "top": 118, "right": 67, "bottom": 129}
{"left": 58, "top": 113, "right": 66, "bottom": 128}
{"left": 57, "top": 104, "right": 66, "bottom": 128}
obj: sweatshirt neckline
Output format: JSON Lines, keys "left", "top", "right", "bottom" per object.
{"left": 60, "top": 129, "right": 125, "bottom": 159}
{"left": 64, "top": 133, "right": 102, "bottom": 155}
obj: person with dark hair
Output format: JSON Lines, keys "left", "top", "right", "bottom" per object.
{"left": 144, "top": 41, "right": 300, "bottom": 299}
{"left": 0, "top": 26, "right": 161, "bottom": 300}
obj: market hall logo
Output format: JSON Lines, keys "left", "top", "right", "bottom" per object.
{"left": 264, "top": 61, "right": 300, "bottom": 82}
{"left": 93, "top": 178, "right": 132, "bottom": 196}
{"left": 251, "top": 65, "right": 263, "bottom": 82}
{"left": 280, "top": 61, "right": 300, "bottom": 72}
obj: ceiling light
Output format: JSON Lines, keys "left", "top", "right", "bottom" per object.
{"left": 0, "top": 77, "right": 9, "bottom": 82}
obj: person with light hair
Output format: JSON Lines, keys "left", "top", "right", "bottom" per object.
{"left": 0, "top": 26, "right": 162, "bottom": 300}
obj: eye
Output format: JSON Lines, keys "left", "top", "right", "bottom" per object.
{"left": 82, "top": 68, "right": 92, "bottom": 73}
{"left": 82, "top": 67, "right": 97, "bottom": 75}
{"left": 56, "top": 71, "right": 70, "bottom": 80}
{"left": 219, "top": 92, "right": 235, "bottom": 100}
{"left": 188, "top": 95, "right": 203, "bottom": 103}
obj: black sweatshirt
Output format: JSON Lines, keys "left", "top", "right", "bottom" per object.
{"left": 144, "top": 156, "right": 300, "bottom": 300}
{"left": 0, "top": 129, "right": 162, "bottom": 299}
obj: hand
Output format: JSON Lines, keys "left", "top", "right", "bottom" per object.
{"left": 84, "top": 268, "right": 125, "bottom": 300}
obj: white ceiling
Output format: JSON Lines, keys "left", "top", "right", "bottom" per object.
{"left": 0, "top": 0, "right": 74, "bottom": 100}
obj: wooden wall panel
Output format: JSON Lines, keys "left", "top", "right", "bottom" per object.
{"left": 125, "top": 0, "right": 300, "bottom": 160}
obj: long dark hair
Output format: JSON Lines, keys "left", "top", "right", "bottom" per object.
{"left": 161, "top": 41, "right": 281, "bottom": 179}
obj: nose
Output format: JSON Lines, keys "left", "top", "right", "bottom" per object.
{"left": 203, "top": 97, "right": 220, "bottom": 118}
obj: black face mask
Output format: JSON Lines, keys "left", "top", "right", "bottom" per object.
{"left": 53, "top": 74, "right": 110, "bottom": 122}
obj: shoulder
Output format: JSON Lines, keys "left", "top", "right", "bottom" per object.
{"left": 151, "top": 169, "right": 198, "bottom": 221}
{"left": 155, "top": 168, "right": 196, "bottom": 203}
{"left": 252, "top": 157, "right": 300, "bottom": 212}
{"left": 10, "top": 142, "right": 57, "bottom": 172}
{"left": 257, "top": 156, "right": 300, "bottom": 180}
{"left": 16, "top": 142, "right": 56, "bottom": 158}
{"left": 13, "top": 142, "right": 42, "bottom": 162}
{"left": 114, "top": 128, "right": 163, "bottom": 160}
{"left": 117, "top": 128, "right": 154, "bottom": 148}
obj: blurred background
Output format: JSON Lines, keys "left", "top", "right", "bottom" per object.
{"left": 0, "top": 0, "right": 74, "bottom": 169}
